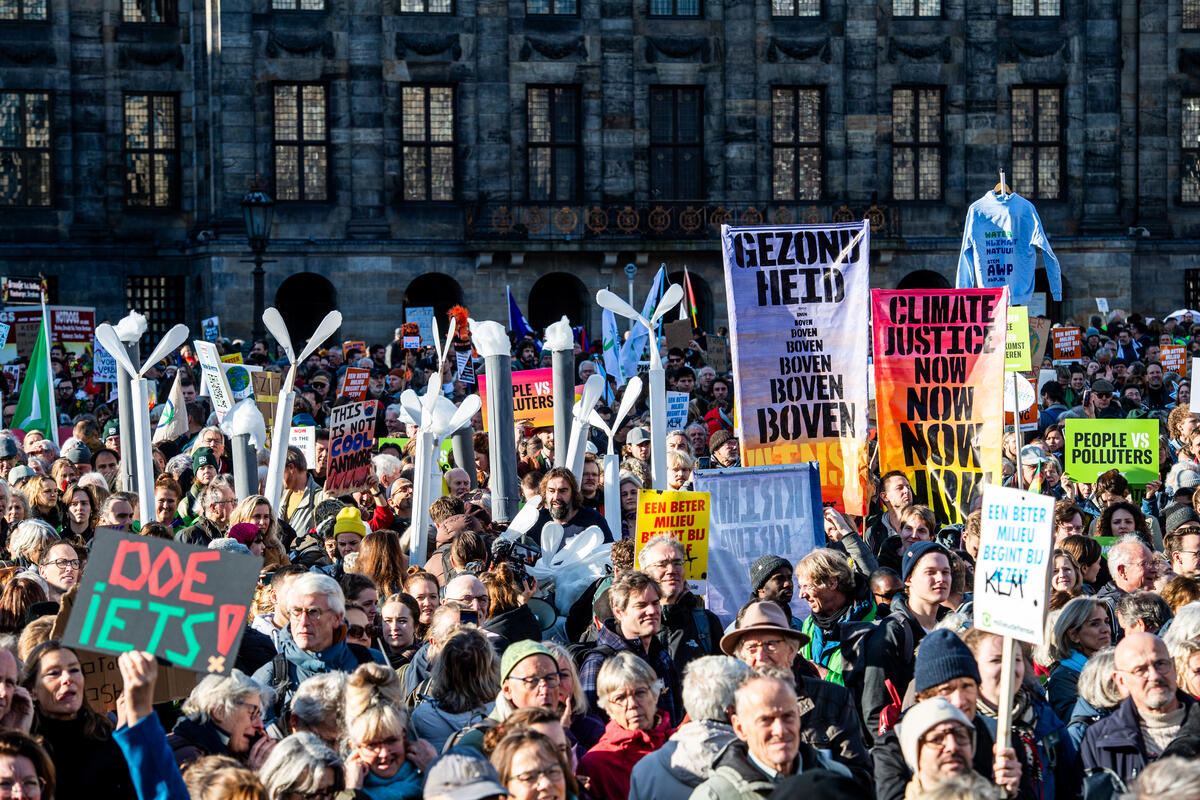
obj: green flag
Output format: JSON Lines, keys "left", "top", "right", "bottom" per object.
{"left": 11, "top": 319, "right": 56, "bottom": 442}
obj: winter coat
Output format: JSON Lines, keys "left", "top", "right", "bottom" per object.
{"left": 282, "top": 474, "right": 322, "bottom": 537}
{"left": 577, "top": 714, "right": 674, "bottom": 800}
{"left": 114, "top": 713, "right": 190, "bottom": 800}
{"left": 581, "top": 619, "right": 683, "bottom": 724}
{"left": 828, "top": 532, "right": 880, "bottom": 577}
{"left": 482, "top": 604, "right": 542, "bottom": 652}
{"left": 166, "top": 716, "right": 229, "bottom": 767}
{"left": 1080, "top": 693, "right": 1200, "bottom": 785}
{"left": 976, "top": 688, "right": 1080, "bottom": 800}
{"left": 689, "top": 737, "right": 851, "bottom": 800}
{"left": 800, "top": 572, "right": 877, "bottom": 687}
{"left": 628, "top": 719, "right": 737, "bottom": 800}
{"left": 1066, "top": 695, "right": 1111, "bottom": 753}
{"left": 657, "top": 591, "right": 723, "bottom": 675}
{"left": 795, "top": 674, "right": 873, "bottom": 786}
{"left": 175, "top": 515, "right": 223, "bottom": 547}
{"left": 410, "top": 700, "right": 494, "bottom": 753}
{"left": 252, "top": 627, "right": 386, "bottom": 720}
{"left": 1047, "top": 654, "right": 1087, "bottom": 724}
{"left": 35, "top": 713, "right": 137, "bottom": 800}
{"left": 873, "top": 713, "right": 1001, "bottom": 800}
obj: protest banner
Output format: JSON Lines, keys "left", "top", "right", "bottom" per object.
{"left": 253, "top": 371, "right": 281, "bottom": 442}
{"left": 1005, "top": 306, "right": 1031, "bottom": 372}
{"left": 93, "top": 338, "right": 117, "bottom": 383}
{"left": 1096, "top": 297, "right": 1109, "bottom": 314}
{"left": 343, "top": 340, "right": 367, "bottom": 359}
{"left": 201, "top": 316, "right": 220, "bottom": 342}
{"left": 478, "top": 367, "right": 554, "bottom": 430}
{"left": 663, "top": 319, "right": 693, "bottom": 352}
{"left": 193, "top": 340, "right": 234, "bottom": 416}
{"left": 1027, "top": 317, "right": 1051, "bottom": 369}
{"left": 326, "top": 400, "right": 376, "bottom": 494}
{"left": 0, "top": 305, "right": 95, "bottom": 362}
{"left": 973, "top": 485, "right": 1054, "bottom": 645}
{"left": 61, "top": 528, "right": 261, "bottom": 674}
{"left": 721, "top": 221, "right": 870, "bottom": 514}
{"left": 632, "top": 489, "right": 710, "bottom": 583}
{"left": 692, "top": 463, "right": 823, "bottom": 623}
{"left": 1062, "top": 419, "right": 1158, "bottom": 485}
{"left": 406, "top": 307, "right": 435, "bottom": 344}
{"left": 665, "top": 391, "right": 690, "bottom": 429}
{"left": 455, "top": 350, "right": 476, "bottom": 384}
{"left": 1163, "top": 344, "right": 1187, "bottom": 377}
{"left": 1051, "top": 327, "right": 1082, "bottom": 364}
{"left": 220, "top": 352, "right": 243, "bottom": 365}
{"left": 339, "top": 367, "right": 370, "bottom": 400}
{"left": 1094, "top": 536, "right": 1119, "bottom": 558}
{"left": 872, "top": 288, "right": 1007, "bottom": 523}
{"left": 708, "top": 337, "right": 729, "bottom": 373}
{"left": 289, "top": 425, "right": 317, "bottom": 465}
{"left": 222, "top": 363, "right": 258, "bottom": 402}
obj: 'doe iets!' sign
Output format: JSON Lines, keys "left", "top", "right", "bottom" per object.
{"left": 1062, "top": 419, "right": 1158, "bottom": 485}
{"left": 62, "top": 529, "right": 261, "bottom": 674}
{"left": 972, "top": 486, "right": 1054, "bottom": 645}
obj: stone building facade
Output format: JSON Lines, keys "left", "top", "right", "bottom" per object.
{"left": 2, "top": 0, "right": 1200, "bottom": 343}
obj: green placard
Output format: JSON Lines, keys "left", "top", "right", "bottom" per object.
{"left": 1062, "top": 419, "right": 1158, "bottom": 485}
{"left": 1094, "top": 536, "right": 1119, "bottom": 558}
{"left": 1005, "top": 306, "right": 1031, "bottom": 372}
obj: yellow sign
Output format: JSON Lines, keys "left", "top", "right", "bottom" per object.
{"left": 1005, "top": 306, "right": 1030, "bottom": 372}
{"left": 220, "top": 352, "right": 244, "bottom": 364}
{"left": 633, "top": 489, "right": 710, "bottom": 581}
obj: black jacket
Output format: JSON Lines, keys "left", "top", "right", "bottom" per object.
{"left": 1081, "top": 692, "right": 1200, "bottom": 785}
{"left": 176, "top": 515, "right": 223, "bottom": 547}
{"left": 483, "top": 604, "right": 542, "bottom": 652}
{"left": 166, "top": 717, "right": 229, "bottom": 767}
{"left": 657, "top": 590, "right": 723, "bottom": 675}
{"left": 795, "top": 673, "right": 873, "bottom": 787}
{"left": 872, "top": 715, "right": 997, "bottom": 800}
{"left": 35, "top": 714, "right": 136, "bottom": 800}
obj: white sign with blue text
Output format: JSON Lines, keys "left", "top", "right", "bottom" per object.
{"left": 972, "top": 485, "right": 1054, "bottom": 646}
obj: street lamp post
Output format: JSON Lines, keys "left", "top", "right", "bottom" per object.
{"left": 240, "top": 183, "right": 276, "bottom": 343}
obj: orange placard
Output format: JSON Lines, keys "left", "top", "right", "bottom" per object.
{"left": 1051, "top": 327, "right": 1082, "bottom": 364}
{"left": 1162, "top": 344, "right": 1188, "bottom": 377}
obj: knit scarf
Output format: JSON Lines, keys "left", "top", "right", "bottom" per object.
{"left": 978, "top": 687, "right": 1045, "bottom": 800}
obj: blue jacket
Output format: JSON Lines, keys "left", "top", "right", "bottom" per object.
{"left": 977, "top": 688, "right": 1079, "bottom": 800}
{"left": 955, "top": 191, "right": 1063, "bottom": 305}
{"left": 361, "top": 761, "right": 423, "bottom": 800}
{"left": 1047, "top": 652, "right": 1088, "bottom": 724}
{"left": 113, "top": 714, "right": 190, "bottom": 800}
{"left": 1066, "top": 696, "right": 1110, "bottom": 753}
{"left": 1081, "top": 693, "right": 1200, "bottom": 785}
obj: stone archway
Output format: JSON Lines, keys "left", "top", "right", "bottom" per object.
{"left": 274, "top": 272, "right": 338, "bottom": 346}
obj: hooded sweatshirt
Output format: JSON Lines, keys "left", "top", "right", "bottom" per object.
{"left": 576, "top": 713, "right": 675, "bottom": 800}
{"left": 628, "top": 719, "right": 738, "bottom": 800}
{"left": 955, "top": 190, "right": 1063, "bottom": 305}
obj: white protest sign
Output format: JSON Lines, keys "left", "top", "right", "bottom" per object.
{"left": 1096, "top": 297, "right": 1109, "bottom": 314}
{"left": 201, "top": 316, "right": 221, "bottom": 343}
{"left": 406, "top": 307, "right": 435, "bottom": 344}
{"left": 972, "top": 485, "right": 1054, "bottom": 645}
{"left": 0, "top": 322, "right": 9, "bottom": 349}
{"left": 692, "top": 462, "right": 824, "bottom": 623}
{"left": 194, "top": 340, "right": 234, "bottom": 417}
{"left": 665, "top": 391, "right": 689, "bottom": 430}
{"left": 93, "top": 339, "right": 117, "bottom": 383}
{"left": 288, "top": 425, "right": 317, "bottom": 466}
{"left": 1192, "top": 358, "right": 1200, "bottom": 414}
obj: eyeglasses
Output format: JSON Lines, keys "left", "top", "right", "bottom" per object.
{"left": 511, "top": 764, "right": 564, "bottom": 785}
{"left": 239, "top": 702, "right": 262, "bottom": 721}
{"left": 607, "top": 686, "right": 653, "bottom": 706}
{"left": 646, "top": 558, "right": 685, "bottom": 571}
{"left": 41, "top": 558, "right": 81, "bottom": 571}
{"left": 509, "top": 672, "right": 561, "bottom": 689}
{"left": 346, "top": 624, "right": 377, "bottom": 639}
{"left": 921, "top": 727, "right": 971, "bottom": 750}
{"left": 449, "top": 593, "right": 489, "bottom": 605}
{"left": 289, "top": 607, "right": 330, "bottom": 621}
{"left": 210, "top": 499, "right": 236, "bottom": 508}
{"left": 741, "top": 639, "right": 787, "bottom": 656}
{"left": 0, "top": 776, "right": 43, "bottom": 796}
{"left": 1118, "top": 658, "right": 1173, "bottom": 680}
{"left": 357, "top": 736, "right": 402, "bottom": 754}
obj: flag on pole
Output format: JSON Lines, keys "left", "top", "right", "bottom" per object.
{"left": 620, "top": 266, "right": 664, "bottom": 379}
{"left": 683, "top": 267, "right": 699, "bottom": 328}
{"left": 507, "top": 286, "right": 535, "bottom": 341}
{"left": 12, "top": 310, "right": 58, "bottom": 444}
{"left": 602, "top": 308, "right": 624, "bottom": 385}
{"left": 153, "top": 371, "right": 188, "bottom": 443}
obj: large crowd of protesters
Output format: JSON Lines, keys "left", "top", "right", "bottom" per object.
{"left": 0, "top": 306, "right": 1196, "bottom": 799}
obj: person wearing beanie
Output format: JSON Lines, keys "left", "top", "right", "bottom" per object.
{"left": 748, "top": 555, "right": 803, "bottom": 631}
{"left": 859, "top": 540, "right": 953, "bottom": 745}
{"left": 895, "top": 697, "right": 997, "bottom": 799}
{"left": 181, "top": 446, "right": 218, "bottom": 520}
{"left": 871, "top": 630, "right": 1023, "bottom": 800}
{"left": 318, "top": 507, "right": 366, "bottom": 581}
{"left": 709, "top": 429, "right": 740, "bottom": 469}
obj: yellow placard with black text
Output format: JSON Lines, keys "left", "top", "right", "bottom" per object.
{"left": 633, "top": 489, "right": 710, "bottom": 581}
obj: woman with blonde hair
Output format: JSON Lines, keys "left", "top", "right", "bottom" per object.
{"left": 343, "top": 663, "right": 437, "bottom": 799}
{"left": 182, "top": 755, "right": 266, "bottom": 800}
{"left": 665, "top": 450, "right": 695, "bottom": 491}
{"left": 227, "top": 495, "right": 289, "bottom": 569}
{"left": 21, "top": 475, "right": 63, "bottom": 529}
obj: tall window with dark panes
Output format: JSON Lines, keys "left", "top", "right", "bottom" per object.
{"left": 892, "top": 87, "right": 942, "bottom": 201}
{"left": 650, "top": 86, "right": 703, "bottom": 201}
{"left": 772, "top": 0, "right": 818, "bottom": 17}
{"left": 123, "top": 0, "right": 174, "bottom": 23}
{"left": 273, "top": 0, "right": 323, "bottom": 10}
{"left": 772, "top": 87, "right": 823, "bottom": 201}
{"left": 1186, "top": 0, "right": 1200, "bottom": 29}
{"left": 1184, "top": 97, "right": 1200, "bottom": 204}
{"left": 1011, "top": 86, "right": 1063, "bottom": 200}
{"left": 123, "top": 93, "right": 179, "bottom": 208}
{"left": 649, "top": 0, "right": 699, "bottom": 17}
{"left": 892, "top": 0, "right": 938, "bottom": 17}
{"left": 0, "top": 0, "right": 46, "bottom": 21}
{"left": 401, "top": 85, "right": 455, "bottom": 202}
{"left": 0, "top": 92, "right": 52, "bottom": 207}
{"left": 527, "top": 86, "right": 580, "bottom": 202}
{"left": 273, "top": 83, "right": 329, "bottom": 202}
{"left": 126, "top": 276, "right": 185, "bottom": 344}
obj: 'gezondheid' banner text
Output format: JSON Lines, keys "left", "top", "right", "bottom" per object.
{"left": 721, "top": 221, "right": 870, "bottom": 514}
{"left": 872, "top": 288, "right": 1007, "bottom": 523}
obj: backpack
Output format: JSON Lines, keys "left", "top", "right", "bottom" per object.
{"left": 837, "top": 609, "right": 916, "bottom": 737}
{"left": 270, "top": 642, "right": 376, "bottom": 718}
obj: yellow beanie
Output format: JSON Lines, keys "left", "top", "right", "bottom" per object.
{"left": 333, "top": 507, "right": 367, "bottom": 538}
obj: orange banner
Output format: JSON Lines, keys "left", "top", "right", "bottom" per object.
{"left": 1051, "top": 327, "right": 1082, "bottom": 364}
{"left": 872, "top": 289, "right": 1007, "bottom": 524}
{"left": 1162, "top": 344, "right": 1187, "bottom": 377}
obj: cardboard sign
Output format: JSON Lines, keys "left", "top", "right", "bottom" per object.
{"left": 252, "top": 371, "right": 282, "bottom": 442}
{"left": 194, "top": 340, "right": 234, "bottom": 416}
{"left": 633, "top": 489, "right": 710, "bottom": 582}
{"left": 665, "top": 391, "right": 690, "bottom": 430}
{"left": 1096, "top": 297, "right": 1109, "bottom": 314}
{"left": 201, "top": 316, "right": 221, "bottom": 343}
{"left": 406, "top": 307, "right": 435, "bottom": 345}
{"left": 1027, "top": 317, "right": 1052, "bottom": 369}
{"left": 708, "top": 337, "right": 729, "bottom": 373}
{"left": 664, "top": 319, "right": 693, "bottom": 352}
{"left": 1162, "top": 344, "right": 1187, "bottom": 377}
{"left": 1063, "top": 419, "right": 1158, "bottom": 485}
{"left": 289, "top": 425, "right": 317, "bottom": 465}
{"left": 478, "top": 367, "right": 554, "bottom": 430}
{"left": 1005, "top": 306, "right": 1031, "bottom": 372}
{"left": 325, "top": 401, "right": 376, "bottom": 494}
{"left": 338, "top": 367, "right": 370, "bottom": 401}
{"left": 1051, "top": 327, "right": 1082, "bottom": 364}
{"left": 692, "top": 463, "right": 823, "bottom": 623}
{"left": 972, "top": 485, "right": 1054, "bottom": 646}
{"left": 93, "top": 338, "right": 117, "bottom": 383}
{"left": 343, "top": 340, "right": 367, "bottom": 360}
{"left": 61, "top": 529, "right": 261, "bottom": 674}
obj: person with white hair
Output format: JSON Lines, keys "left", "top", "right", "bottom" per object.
{"left": 628, "top": 655, "right": 752, "bottom": 800}
{"left": 284, "top": 671, "right": 346, "bottom": 750}
{"left": 5, "top": 519, "right": 59, "bottom": 568}
{"left": 165, "top": 671, "right": 272, "bottom": 768}
{"left": 1065, "top": 647, "right": 1123, "bottom": 750}
{"left": 1123, "top": 755, "right": 1200, "bottom": 800}
{"left": 259, "top": 732, "right": 345, "bottom": 800}
{"left": 252, "top": 572, "right": 386, "bottom": 719}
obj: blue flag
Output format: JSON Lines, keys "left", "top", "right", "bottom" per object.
{"left": 508, "top": 286, "right": 535, "bottom": 341}
{"left": 619, "top": 266, "right": 665, "bottom": 380}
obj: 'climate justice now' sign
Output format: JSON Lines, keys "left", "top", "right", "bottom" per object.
{"left": 63, "top": 529, "right": 261, "bottom": 674}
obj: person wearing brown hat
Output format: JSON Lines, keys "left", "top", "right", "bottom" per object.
{"left": 708, "top": 430, "right": 740, "bottom": 469}
{"left": 722, "top": 600, "right": 871, "bottom": 785}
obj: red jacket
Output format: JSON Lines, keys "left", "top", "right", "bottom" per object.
{"left": 576, "top": 713, "right": 673, "bottom": 800}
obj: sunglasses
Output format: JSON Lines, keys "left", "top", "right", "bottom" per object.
{"left": 347, "top": 624, "right": 378, "bottom": 639}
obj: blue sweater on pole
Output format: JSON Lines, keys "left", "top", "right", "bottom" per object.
{"left": 955, "top": 190, "right": 1063, "bottom": 305}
